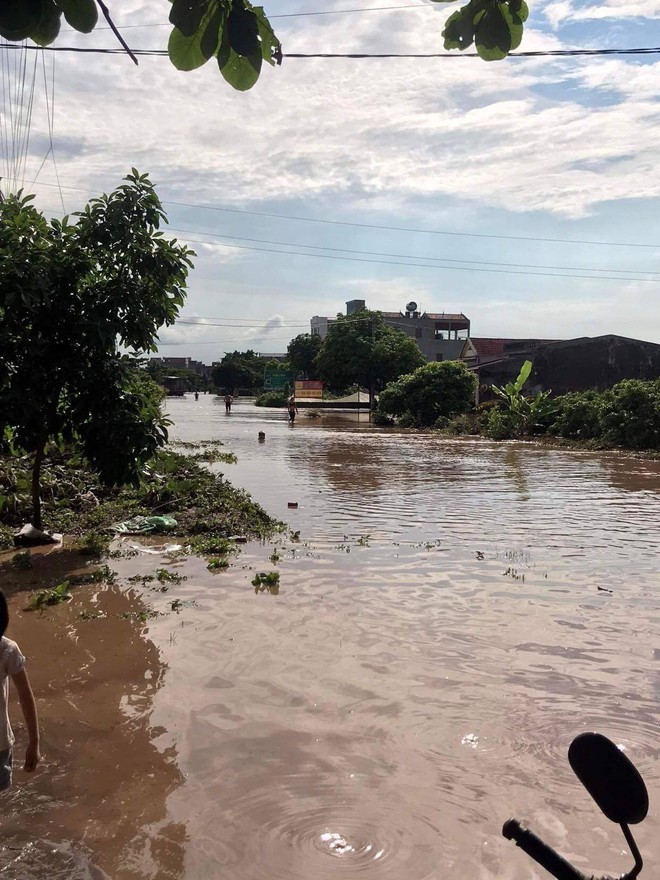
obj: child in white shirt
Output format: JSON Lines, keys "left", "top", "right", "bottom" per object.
{"left": 0, "top": 590, "right": 40, "bottom": 791}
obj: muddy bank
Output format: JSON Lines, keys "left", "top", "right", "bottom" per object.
{"left": 0, "top": 445, "right": 282, "bottom": 553}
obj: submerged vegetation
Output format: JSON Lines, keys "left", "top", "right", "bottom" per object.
{"left": 0, "top": 447, "right": 282, "bottom": 544}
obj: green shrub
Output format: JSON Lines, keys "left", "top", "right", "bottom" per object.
{"left": 546, "top": 390, "right": 603, "bottom": 440}
{"left": 443, "top": 413, "right": 478, "bottom": 435}
{"left": 376, "top": 361, "right": 477, "bottom": 428}
{"left": 481, "top": 409, "right": 518, "bottom": 440}
{"left": 599, "top": 379, "right": 660, "bottom": 449}
{"left": 254, "top": 391, "right": 288, "bottom": 407}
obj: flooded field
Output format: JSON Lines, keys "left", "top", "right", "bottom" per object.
{"left": 2, "top": 393, "right": 660, "bottom": 880}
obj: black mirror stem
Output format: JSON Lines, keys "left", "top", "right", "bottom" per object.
{"left": 593, "top": 824, "right": 643, "bottom": 880}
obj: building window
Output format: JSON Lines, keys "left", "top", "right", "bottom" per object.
{"left": 415, "top": 327, "right": 422, "bottom": 339}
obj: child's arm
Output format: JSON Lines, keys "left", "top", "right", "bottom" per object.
{"left": 11, "top": 668, "right": 40, "bottom": 771}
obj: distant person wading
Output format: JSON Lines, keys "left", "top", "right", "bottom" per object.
{"left": 287, "top": 395, "right": 298, "bottom": 424}
{"left": 224, "top": 393, "right": 233, "bottom": 413}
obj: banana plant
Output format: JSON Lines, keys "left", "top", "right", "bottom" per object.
{"left": 492, "top": 360, "right": 555, "bottom": 435}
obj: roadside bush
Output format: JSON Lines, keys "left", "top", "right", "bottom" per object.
{"left": 599, "top": 379, "right": 660, "bottom": 449}
{"left": 546, "top": 390, "right": 603, "bottom": 440}
{"left": 375, "top": 361, "right": 477, "bottom": 428}
{"left": 443, "top": 413, "right": 478, "bottom": 435}
{"left": 481, "top": 408, "right": 518, "bottom": 440}
{"left": 254, "top": 391, "right": 288, "bottom": 407}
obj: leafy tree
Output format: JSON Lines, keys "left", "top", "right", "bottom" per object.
{"left": 211, "top": 350, "right": 263, "bottom": 393}
{"left": 376, "top": 360, "right": 477, "bottom": 427}
{"left": 287, "top": 333, "right": 321, "bottom": 378}
{"left": 0, "top": 170, "right": 194, "bottom": 530}
{"left": 314, "top": 309, "right": 426, "bottom": 397}
{"left": 144, "top": 361, "right": 209, "bottom": 392}
{"left": 0, "top": 0, "right": 530, "bottom": 93}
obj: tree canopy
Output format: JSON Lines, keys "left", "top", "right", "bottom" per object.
{"left": 0, "top": 170, "right": 194, "bottom": 529}
{"left": 211, "top": 350, "right": 263, "bottom": 392}
{"left": 0, "top": 0, "right": 531, "bottom": 92}
{"left": 287, "top": 333, "right": 322, "bottom": 379}
{"left": 314, "top": 309, "right": 426, "bottom": 394}
{"left": 376, "top": 360, "right": 477, "bottom": 427}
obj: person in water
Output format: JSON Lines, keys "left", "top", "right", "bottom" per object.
{"left": 287, "top": 395, "right": 298, "bottom": 423}
{"left": 0, "top": 591, "right": 40, "bottom": 791}
{"left": 224, "top": 392, "right": 233, "bottom": 413}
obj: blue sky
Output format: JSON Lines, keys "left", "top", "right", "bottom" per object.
{"left": 2, "top": 0, "right": 660, "bottom": 360}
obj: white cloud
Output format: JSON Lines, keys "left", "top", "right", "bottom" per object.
{"left": 545, "top": 0, "right": 660, "bottom": 24}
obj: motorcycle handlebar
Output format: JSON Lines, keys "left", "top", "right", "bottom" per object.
{"left": 502, "top": 819, "right": 591, "bottom": 880}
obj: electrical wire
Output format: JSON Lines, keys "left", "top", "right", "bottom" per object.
{"left": 167, "top": 225, "right": 660, "bottom": 277}
{"left": 90, "top": 4, "right": 432, "bottom": 28}
{"left": 2, "top": 41, "right": 660, "bottom": 59}
{"left": 7, "top": 177, "right": 659, "bottom": 251}
{"left": 175, "top": 233, "right": 660, "bottom": 282}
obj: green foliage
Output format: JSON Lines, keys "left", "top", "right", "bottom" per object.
{"left": 0, "top": 448, "right": 282, "bottom": 543}
{"left": 287, "top": 333, "right": 322, "bottom": 378}
{"left": 315, "top": 309, "right": 426, "bottom": 394}
{"left": 77, "top": 531, "right": 111, "bottom": 557}
{"left": 436, "top": 0, "right": 529, "bottom": 60}
{"left": 491, "top": 360, "right": 555, "bottom": 436}
{"left": 254, "top": 390, "right": 288, "bottom": 407}
{"left": 544, "top": 390, "right": 603, "bottom": 441}
{"left": 26, "top": 580, "right": 71, "bottom": 611}
{"left": 443, "top": 413, "right": 479, "bottom": 435}
{"left": 0, "top": 171, "right": 194, "bottom": 529}
{"left": 480, "top": 407, "right": 518, "bottom": 440}
{"left": 207, "top": 556, "right": 230, "bottom": 570}
{"left": 0, "top": 0, "right": 530, "bottom": 93}
{"left": 252, "top": 570, "right": 280, "bottom": 594}
{"left": 545, "top": 380, "right": 660, "bottom": 449}
{"left": 211, "top": 350, "right": 263, "bottom": 393}
{"left": 11, "top": 550, "right": 33, "bottom": 570}
{"left": 376, "top": 360, "right": 477, "bottom": 428}
{"left": 0, "top": 0, "right": 281, "bottom": 92}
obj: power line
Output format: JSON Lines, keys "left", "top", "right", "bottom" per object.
{"left": 168, "top": 225, "right": 660, "bottom": 277}
{"left": 176, "top": 233, "right": 659, "bottom": 282}
{"left": 91, "top": 4, "right": 431, "bottom": 28}
{"left": 6, "top": 176, "right": 660, "bottom": 252}
{"left": 2, "top": 41, "right": 660, "bottom": 60}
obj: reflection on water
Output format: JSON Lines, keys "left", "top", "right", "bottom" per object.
{"left": 2, "top": 393, "right": 660, "bottom": 880}
{"left": 0, "top": 587, "right": 185, "bottom": 879}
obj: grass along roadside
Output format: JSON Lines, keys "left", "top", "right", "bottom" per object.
{"left": 0, "top": 446, "right": 283, "bottom": 552}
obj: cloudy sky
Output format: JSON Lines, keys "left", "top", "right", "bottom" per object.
{"left": 2, "top": 0, "right": 660, "bottom": 361}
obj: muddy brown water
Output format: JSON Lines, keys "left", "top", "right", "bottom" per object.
{"left": 1, "top": 394, "right": 659, "bottom": 879}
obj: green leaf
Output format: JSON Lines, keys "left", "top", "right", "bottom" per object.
{"left": 0, "top": 0, "right": 43, "bottom": 40}
{"left": 509, "top": 0, "right": 529, "bottom": 22}
{"left": 515, "top": 360, "right": 533, "bottom": 391}
{"left": 442, "top": 4, "right": 479, "bottom": 51}
{"left": 474, "top": 2, "right": 522, "bottom": 60}
{"left": 168, "top": 25, "right": 208, "bottom": 70}
{"left": 218, "top": 47, "right": 262, "bottom": 89}
{"left": 56, "top": 0, "right": 97, "bottom": 33}
{"left": 169, "top": 0, "right": 209, "bottom": 38}
{"left": 31, "top": 0, "right": 61, "bottom": 46}
{"left": 227, "top": 0, "right": 260, "bottom": 57}
{"left": 217, "top": 27, "right": 262, "bottom": 89}
{"left": 200, "top": 7, "right": 222, "bottom": 60}
{"left": 253, "top": 5, "right": 280, "bottom": 65}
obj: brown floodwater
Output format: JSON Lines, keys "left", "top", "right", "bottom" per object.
{"left": 1, "top": 394, "right": 660, "bottom": 880}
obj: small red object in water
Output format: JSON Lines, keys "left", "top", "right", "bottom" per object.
{"left": 287, "top": 502, "right": 298, "bottom": 509}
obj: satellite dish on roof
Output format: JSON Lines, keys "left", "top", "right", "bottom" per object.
{"left": 406, "top": 301, "right": 418, "bottom": 313}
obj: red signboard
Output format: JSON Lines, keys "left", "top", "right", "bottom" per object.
{"left": 294, "top": 380, "right": 323, "bottom": 399}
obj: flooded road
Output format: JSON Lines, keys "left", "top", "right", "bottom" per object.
{"left": 2, "top": 393, "right": 660, "bottom": 880}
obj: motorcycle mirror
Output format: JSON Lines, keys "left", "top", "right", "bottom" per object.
{"left": 568, "top": 732, "right": 649, "bottom": 825}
